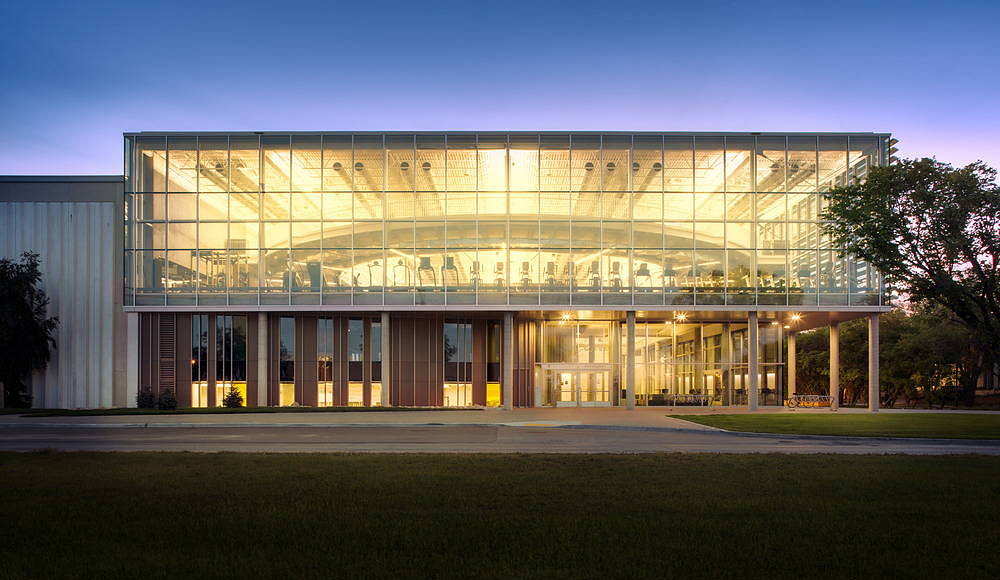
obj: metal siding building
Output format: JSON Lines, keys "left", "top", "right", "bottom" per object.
{"left": 0, "top": 176, "right": 126, "bottom": 408}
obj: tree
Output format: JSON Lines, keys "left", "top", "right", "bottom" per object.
{"left": 0, "top": 252, "right": 59, "bottom": 408}
{"left": 823, "top": 158, "right": 1000, "bottom": 401}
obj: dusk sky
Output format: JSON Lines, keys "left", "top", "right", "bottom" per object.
{"left": 2, "top": 0, "right": 998, "bottom": 174}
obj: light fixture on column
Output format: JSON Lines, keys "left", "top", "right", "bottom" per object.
{"left": 790, "top": 313, "right": 802, "bottom": 322}
{"left": 674, "top": 311, "right": 687, "bottom": 322}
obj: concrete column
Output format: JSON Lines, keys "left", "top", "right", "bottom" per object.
{"left": 868, "top": 313, "right": 880, "bottom": 412}
{"left": 503, "top": 312, "right": 514, "bottom": 410}
{"left": 381, "top": 312, "right": 391, "bottom": 407}
{"left": 257, "top": 313, "right": 268, "bottom": 407}
{"left": 786, "top": 332, "right": 797, "bottom": 402}
{"left": 748, "top": 311, "right": 759, "bottom": 411}
{"left": 625, "top": 311, "right": 636, "bottom": 410}
{"left": 126, "top": 312, "right": 139, "bottom": 407}
{"left": 829, "top": 322, "right": 840, "bottom": 411}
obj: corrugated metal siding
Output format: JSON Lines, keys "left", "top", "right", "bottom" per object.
{"left": 0, "top": 201, "right": 118, "bottom": 408}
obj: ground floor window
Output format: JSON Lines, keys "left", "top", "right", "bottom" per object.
{"left": 443, "top": 383, "right": 472, "bottom": 407}
{"left": 279, "top": 316, "right": 295, "bottom": 406}
{"left": 216, "top": 315, "right": 247, "bottom": 406}
{"left": 191, "top": 314, "right": 209, "bottom": 407}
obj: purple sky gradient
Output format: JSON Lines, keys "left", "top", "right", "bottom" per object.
{"left": 2, "top": 0, "right": 998, "bottom": 175}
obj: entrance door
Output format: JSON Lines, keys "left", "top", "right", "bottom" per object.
{"left": 546, "top": 367, "right": 612, "bottom": 407}
{"left": 578, "top": 371, "right": 610, "bottom": 406}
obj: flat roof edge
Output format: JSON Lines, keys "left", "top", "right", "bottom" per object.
{"left": 123, "top": 130, "right": 892, "bottom": 137}
{"left": 0, "top": 175, "right": 124, "bottom": 183}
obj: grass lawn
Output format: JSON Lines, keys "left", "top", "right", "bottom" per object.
{"left": 11, "top": 406, "right": 480, "bottom": 418}
{"left": 671, "top": 413, "right": 1000, "bottom": 439}
{"left": 2, "top": 453, "right": 998, "bottom": 579}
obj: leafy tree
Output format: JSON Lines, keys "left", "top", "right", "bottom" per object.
{"left": 792, "top": 305, "right": 979, "bottom": 408}
{"left": 0, "top": 252, "right": 59, "bottom": 408}
{"left": 823, "top": 158, "right": 1000, "bottom": 401}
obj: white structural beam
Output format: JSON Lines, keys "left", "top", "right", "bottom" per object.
{"left": 748, "top": 311, "right": 759, "bottom": 411}
{"left": 829, "top": 322, "right": 840, "bottom": 411}
{"left": 868, "top": 313, "right": 880, "bottom": 412}
{"left": 787, "top": 332, "right": 797, "bottom": 401}
{"left": 381, "top": 312, "right": 391, "bottom": 407}
{"left": 503, "top": 312, "right": 514, "bottom": 410}
{"left": 626, "top": 311, "right": 636, "bottom": 410}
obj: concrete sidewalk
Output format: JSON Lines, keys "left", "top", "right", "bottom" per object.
{"left": 2, "top": 406, "right": 997, "bottom": 430}
{"left": 0, "top": 408, "right": 717, "bottom": 430}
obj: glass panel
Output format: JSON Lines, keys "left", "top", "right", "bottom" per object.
{"left": 291, "top": 135, "right": 322, "bottom": 192}
{"left": 818, "top": 136, "right": 848, "bottom": 191}
{"left": 725, "top": 136, "right": 753, "bottom": 193}
{"left": 279, "top": 317, "right": 295, "bottom": 405}
{"left": 416, "top": 135, "right": 446, "bottom": 191}
{"left": 353, "top": 135, "right": 384, "bottom": 192}
{"left": 509, "top": 134, "right": 539, "bottom": 191}
{"left": 322, "top": 135, "right": 353, "bottom": 192}
{"left": 133, "top": 136, "right": 166, "bottom": 192}
{"left": 787, "top": 136, "right": 818, "bottom": 192}
{"left": 633, "top": 134, "right": 663, "bottom": 192}
{"left": 198, "top": 137, "right": 228, "bottom": 193}
{"left": 477, "top": 133, "right": 507, "bottom": 192}
{"left": 694, "top": 136, "right": 725, "bottom": 193}
{"left": 755, "top": 136, "right": 786, "bottom": 192}
{"left": 167, "top": 136, "right": 197, "bottom": 192}
{"left": 387, "top": 134, "right": 415, "bottom": 192}
{"left": 262, "top": 135, "right": 291, "bottom": 192}
{"left": 230, "top": 136, "right": 260, "bottom": 193}
{"left": 602, "top": 135, "right": 630, "bottom": 192}
{"left": 571, "top": 134, "right": 601, "bottom": 192}
{"left": 446, "top": 135, "right": 477, "bottom": 191}
{"left": 540, "top": 134, "right": 570, "bottom": 191}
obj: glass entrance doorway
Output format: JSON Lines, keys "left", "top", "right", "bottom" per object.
{"left": 542, "top": 365, "right": 612, "bottom": 407}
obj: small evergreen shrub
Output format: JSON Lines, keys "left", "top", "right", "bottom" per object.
{"left": 136, "top": 388, "right": 156, "bottom": 409}
{"left": 222, "top": 386, "right": 243, "bottom": 408}
{"left": 156, "top": 388, "right": 178, "bottom": 410}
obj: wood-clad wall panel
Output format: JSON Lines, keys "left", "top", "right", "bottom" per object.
{"left": 513, "top": 318, "right": 537, "bottom": 407}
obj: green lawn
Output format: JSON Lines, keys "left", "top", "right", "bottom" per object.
{"left": 2, "top": 453, "right": 998, "bottom": 579}
{"left": 671, "top": 413, "right": 1000, "bottom": 439}
{"left": 12, "top": 406, "right": 479, "bottom": 418}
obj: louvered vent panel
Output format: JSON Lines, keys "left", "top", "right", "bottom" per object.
{"left": 159, "top": 315, "right": 176, "bottom": 391}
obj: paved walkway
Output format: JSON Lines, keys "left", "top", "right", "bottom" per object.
{"left": 1, "top": 408, "right": 998, "bottom": 454}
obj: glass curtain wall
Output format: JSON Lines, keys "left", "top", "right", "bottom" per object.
{"left": 630, "top": 320, "right": 784, "bottom": 406}
{"left": 126, "top": 133, "right": 887, "bottom": 308}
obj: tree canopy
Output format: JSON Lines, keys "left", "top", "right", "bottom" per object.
{"left": 0, "top": 252, "right": 59, "bottom": 408}
{"left": 822, "top": 158, "right": 1000, "bottom": 393}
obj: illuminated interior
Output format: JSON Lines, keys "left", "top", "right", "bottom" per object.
{"left": 125, "top": 132, "right": 887, "bottom": 307}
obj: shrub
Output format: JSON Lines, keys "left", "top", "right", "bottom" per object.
{"left": 156, "top": 388, "right": 178, "bottom": 410}
{"left": 222, "top": 386, "right": 243, "bottom": 408}
{"left": 136, "top": 388, "right": 156, "bottom": 409}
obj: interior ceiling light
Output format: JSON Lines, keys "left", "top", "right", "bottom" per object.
{"left": 790, "top": 313, "right": 802, "bottom": 322}
{"left": 674, "top": 312, "right": 687, "bottom": 321}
